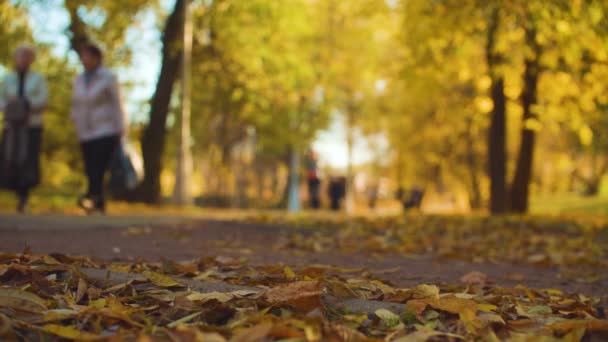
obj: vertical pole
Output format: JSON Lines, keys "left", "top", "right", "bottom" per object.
{"left": 174, "top": 0, "right": 194, "bottom": 205}
{"left": 345, "top": 109, "right": 355, "bottom": 214}
{"left": 287, "top": 147, "right": 301, "bottom": 212}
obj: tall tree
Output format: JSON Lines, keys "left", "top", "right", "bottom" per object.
{"left": 486, "top": 7, "right": 508, "bottom": 213}
{"left": 137, "top": 0, "right": 184, "bottom": 203}
{"left": 510, "top": 19, "right": 542, "bottom": 212}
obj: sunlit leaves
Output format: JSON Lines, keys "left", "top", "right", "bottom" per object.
{"left": 0, "top": 249, "right": 606, "bottom": 340}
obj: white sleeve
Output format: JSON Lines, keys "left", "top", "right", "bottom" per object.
{"left": 28, "top": 73, "right": 48, "bottom": 111}
{"left": 0, "top": 76, "right": 7, "bottom": 111}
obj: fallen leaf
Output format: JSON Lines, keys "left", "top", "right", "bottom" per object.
{"left": 264, "top": 281, "right": 322, "bottom": 312}
{"left": 107, "top": 264, "right": 132, "bottom": 273}
{"left": 460, "top": 271, "right": 488, "bottom": 286}
{"left": 42, "top": 309, "right": 79, "bottom": 322}
{"left": 549, "top": 319, "right": 608, "bottom": 333}
{"left": 43, "top": 324, "right": 101, "bottom": 340}
{"left": 406, "top": 299, "right": 429, "bottom": 317}
{"left": 186, "top": 291, "right": 234, "bottom": 303}
{"left": 375, "top": 308, "right": 402, "bottom": 329}
{"left": 167, "top": 312, "right": 202, "bottom": 328}
{"left": 284, "top": 266, "right": 296, "bottom": 280}
{"left": 478, "top": 312, "right": 505, "bottom": 325}
{"left": 0, "top": 288, "right": 47, "bottom": 313}
{"left": 142, "top": 270, "right": 181, "bottom": 288}
{"left": 75, "top": 278, "right": 87, "bottom": 304}
{"left": 0, "top": 313, "right": 14, "bottom": 337}
{"left": 412, "top": 284, "right": 439, "bottom": 300}
{"left": 431, "top": 296, "right": 477, "bottom": 315}
{"left": 459, "top": 308, "right": 482, "bottom": 334}
{"left": 477, "top": 303, "right": 497, "bottom": 312}
{"left": 174, "top": 327, "right": 227, "bottom": 342}
{"left": 230, "top": 322, "right": 273, "bottom": 342}
{"left": 87, "top": 287, "right": 102, "bottom": 301}
{"left": 392, "top": 327, "right": 464, "bottom": 342}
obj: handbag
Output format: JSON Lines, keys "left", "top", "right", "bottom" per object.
{"left": 5, "top": 72, "right": 30, "bottom": 124}
{"left": 5, "top": 98, "right": 29, "bottom": 123}
{"left": 109, "top": 139, "right": 144, "bottom": 192}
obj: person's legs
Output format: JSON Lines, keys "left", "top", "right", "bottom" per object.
{"left": 88, "top": 135, "right": 119, "bottom": 211}
{"left": 80, "top": 140, "right": 96, "bottom": 197}
{"left": 308, "top": 179, "right": 321, "bottom": 209}
{"left": 15, "top": 127, "right": 42, "bottom": 213}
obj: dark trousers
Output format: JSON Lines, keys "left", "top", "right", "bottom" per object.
{"left": 0, "top": 127, "right": 42, "bottom": 201}
{"left": 308, "top": 178, "right": 321, "bottom": 209}
{"left": 80, "top": 135, "right": 119, "bottom": 205}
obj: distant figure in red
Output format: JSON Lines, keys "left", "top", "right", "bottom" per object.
{"left": 305, "top": 150, "right": 321, "bottom": 209}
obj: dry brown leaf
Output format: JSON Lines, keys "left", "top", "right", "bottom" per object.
{"left": 0, "top": 288, "right": 47, "bottom": 313}
{"left": 43, "top": 324, "right": 101, "bottom": 340}
{"left": 392, "top": 327, "right": 464, "bottom": 342}
{"left": 0, "top": 313, "right": 14, "bottom": 337}
{"left": 549, "top": 319, "right": 608, "bottom": 333}
{"left": 460, "top": 271, "right": 488, "bottom": 286}
{"left": 230, "top": 322, "right": 273, "bottom": 342}
{"left": 143, "top": 270, "right": 181, "bottom": 288}
{"left": 75, "top": 277, "right": 87, "bottom": 304}
{"left": 264, "top": 281, "right": 323, "bottom": 312}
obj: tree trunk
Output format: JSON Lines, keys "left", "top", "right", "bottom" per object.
{"left": 279, "top": 148, "right": 294, "bottom": 208}
{"left": 511, "top": 25, "right": 541, "bottom": 213}
{"left": 135, "top": 0, "right": 185, "bottom": 203}
{"left": 486, "top": 8, "right": 508, "bottom": 214}
{"left": 65, "top": 3, "right": 89, "bottom": 52}
{"left": 465, "top": 117, "right": 482, "bottom": 209}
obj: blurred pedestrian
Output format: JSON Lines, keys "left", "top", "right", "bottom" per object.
{"left": 71, "top": 43, "right": 127, "bottom": 214}
{"left": 306, "top": 150, "right": 321, "bottom": 209}
{"left": 367, "top": 182, "right": 378, "bottom": 209}
{"left": 0, "top": 45, "right": 48, "bottom": 213}
{"left": 328, "top": 176, "right": 346, "bottom": 211}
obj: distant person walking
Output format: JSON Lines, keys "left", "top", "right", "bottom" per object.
{"left": 0, "top": 45, "right": 48, "bottom": 213}
{"left": 71, "top": 44, "right": 127, "bottom": 214}
{"left": 328, "top": 176, "right": 346, "bottom": 211}
{"left": 306, "top": 150, "right": 321, "bottom": 209}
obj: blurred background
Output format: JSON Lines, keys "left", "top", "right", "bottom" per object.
{"left": 1, "top": 0, "right": 608, "bottom": 216}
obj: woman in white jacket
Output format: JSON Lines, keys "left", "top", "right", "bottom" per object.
{"left": 71, "top": 44, "right": 127, "bottom": 214}
{"left": 0, "top": 45, "right": 48, "bottom": 213}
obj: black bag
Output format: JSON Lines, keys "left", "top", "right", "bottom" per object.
{"left": 109, "top": 139, "right": 144, "bottom": 193}
{"left": 5, "top": 98, "right": 29, "bottom": 124}
{"left": 5, "top": 72, "right": 30, "bottom": 124}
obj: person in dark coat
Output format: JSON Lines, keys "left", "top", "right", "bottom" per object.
{"left": 0, "top": 45, "right": 48, "bottom": 213}
{"left": 328, "top": 176, "right": 346, "bottom": 211}
{"left": 306, "top": 150, "right": 321, "bottom": 209}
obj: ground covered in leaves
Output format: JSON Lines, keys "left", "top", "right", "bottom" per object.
{"left": 0, "top": 213, "right": 607, "bottom": 340}
{"left": 1, "top": 252, "right": 607, "bottom": 341}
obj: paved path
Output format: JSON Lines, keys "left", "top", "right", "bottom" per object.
{"left": 0, "top": 214, "right": 605, "bottom": 304}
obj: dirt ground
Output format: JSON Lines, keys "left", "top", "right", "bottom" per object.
{"left": 0, "top": 214, "right": 606, "bottom": 304}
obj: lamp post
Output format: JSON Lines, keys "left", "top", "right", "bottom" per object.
{"left": 174, "top": 0, "right": 194, "bottom": 205}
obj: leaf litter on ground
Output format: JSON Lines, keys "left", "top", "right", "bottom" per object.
{"left": 270, "top": 215, "right": 608, "bottom": 273}
{"left": 0, "top": 251, "right": 606, "bottom": 341}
